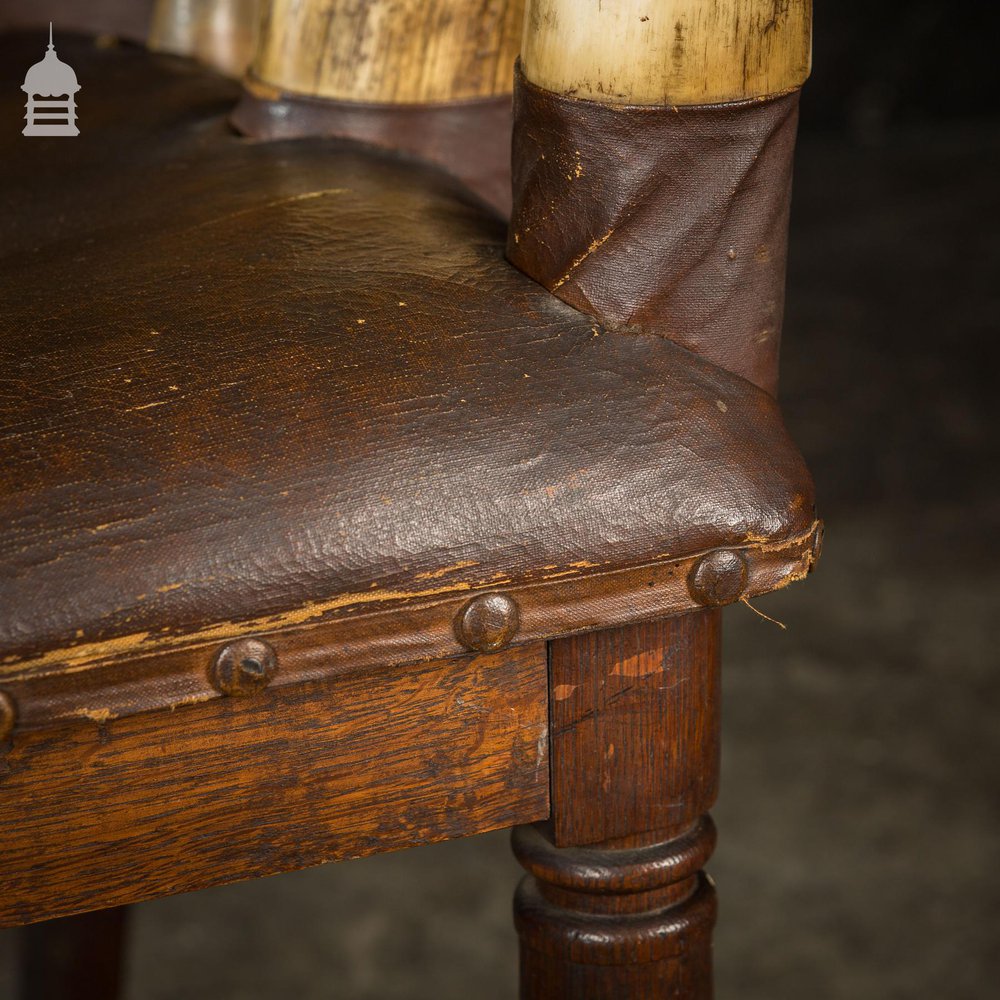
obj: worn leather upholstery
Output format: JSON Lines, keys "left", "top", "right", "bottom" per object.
{"left": 507, "top": 68, "right": 800, "bottom": 395}
{"left": 232, "top": 85, "right": 514, "bottom": 215}
{"left": 0, "top": 36, "right": 818, "bottom": 725}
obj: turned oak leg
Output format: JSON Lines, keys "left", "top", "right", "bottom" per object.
{"left": 18, "top": 906, "right": 129, "bottom": 1000}
{"left": 515, "top": 612, "right": 720, "bottom": 998}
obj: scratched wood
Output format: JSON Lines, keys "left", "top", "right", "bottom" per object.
{"left": 252, "top": 0, "right": 526, "bottom": 102}
{"left": 515, "top": 613, "right": 721, "bottom": 998}
{"left": 548, "top": 612, "right": 720, "bottom": 847}
{"left": 0, "top": 644, "right": 548, "bottom": 927}
{"left": 521, "top": 0, "right": 812, "bottom": 105}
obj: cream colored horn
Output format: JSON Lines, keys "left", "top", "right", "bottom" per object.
{"left": 149, "top": 0, "right": 262, "bottom": 79}
{"left": 520, "top": 0, "right": 811, "bottom": 106}
{"left": 250, "top": 0, "right": 525, "bottom": 103}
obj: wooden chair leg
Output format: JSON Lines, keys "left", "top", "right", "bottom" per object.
{"left": 514, "top": 612, "right": 721, "bottom": 998}
{"left": 18, "top": 907, "right": 129, "bottom": 1000}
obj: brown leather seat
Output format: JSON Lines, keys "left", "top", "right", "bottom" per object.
{"left": 0, "top": 35, "right": 818, "bottom": 722}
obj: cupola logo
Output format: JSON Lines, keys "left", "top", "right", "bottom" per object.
{"left": 21, "top": 24, "right": 80, "bottom": 136}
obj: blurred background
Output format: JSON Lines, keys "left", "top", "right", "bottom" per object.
{"left": 1, "top": 1, "right": 997, "bottom": 997}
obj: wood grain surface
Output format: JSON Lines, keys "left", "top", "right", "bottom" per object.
{"left": 0, "top": 644, "right": 548, "bottom": 927}
{"left": 514, "top": 614, "right": 721, "bottom": 997}
{"left": 549, "top": 612, "right": 720, "bottom": 847}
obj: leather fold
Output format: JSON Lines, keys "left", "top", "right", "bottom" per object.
{"left": 506, "top": 66, "right": 801, "bottom": 395}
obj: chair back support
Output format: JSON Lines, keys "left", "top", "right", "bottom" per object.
{"left": 508, "top": 0, "right": 813, "bottom": 394}
{"left": 229, "top": 0, "right": 526, "bottom": 214}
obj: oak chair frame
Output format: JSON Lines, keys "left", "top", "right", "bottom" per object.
{"left": 2, "top": 2, "right": 816, "bottom": 997}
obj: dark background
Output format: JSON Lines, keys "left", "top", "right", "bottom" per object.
{"left": 1, "top": 2, "right": 998, "bottom": 997}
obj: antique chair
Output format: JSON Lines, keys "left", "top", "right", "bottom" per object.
{"left": 0, "top": 1, "right": 818, "bottom": 996}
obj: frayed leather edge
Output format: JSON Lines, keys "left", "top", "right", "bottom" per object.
{"left": 2, "top": 521, "right": 821, "bottom": 731}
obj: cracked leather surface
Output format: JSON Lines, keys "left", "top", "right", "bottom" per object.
{"left": 0, "top": 35, "right": 815, "bottom": 672}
